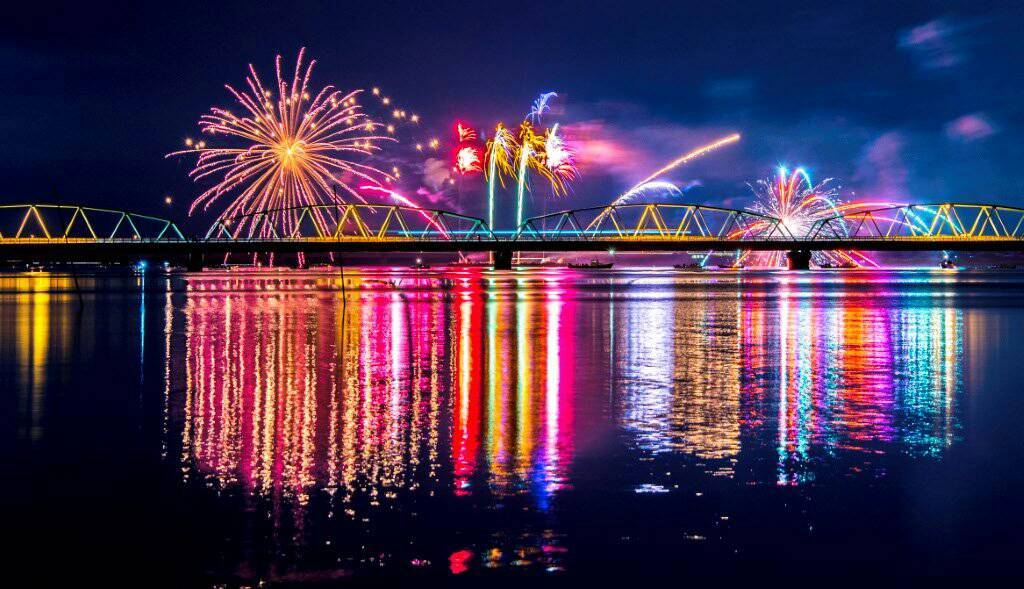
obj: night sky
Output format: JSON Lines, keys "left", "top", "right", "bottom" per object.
{"left": 5, "top": 1, "right": 1024, "bottom": 229}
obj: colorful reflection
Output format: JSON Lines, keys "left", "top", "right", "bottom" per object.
{"left": 614, "top": 284, "right": 964, "bottom": 485}
{"left": 159, "top": 269, "right": 969, "bottom": 575}
{"left": 1, "top": 274, "right": 80, "bottom": 443}
{"left": 167, "top": 272, "right": 576, "bottom": 508}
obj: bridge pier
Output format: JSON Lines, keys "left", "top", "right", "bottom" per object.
{"left": 185, "top": 252, "right": 205, "bottom": 272}
{"left": 492, "top": 249, "right": 514, "bottom": 270}
{"left": 786, "top": 249, "right": 812, "bottom": 270}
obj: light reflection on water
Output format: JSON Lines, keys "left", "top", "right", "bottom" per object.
{"left": 6, "top": 268, "right": 1022, "bottom": 580}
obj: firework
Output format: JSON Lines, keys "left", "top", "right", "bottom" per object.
{"left": 528, "top": 91, "right": 558, "bottom": 122}
{"left": 740, "top": 167, "right": 879, "bottom": 267}
{"left": 515, "top": 136, "right": 534, "bottom": 228}
{"left": 584, "top": 133, "right": 739, "bottom": 231}
{"left": 452, "top": 121, "right": 484, "bottom": 176}
{"left": 359, "top": 185, "right": 449, "bottom": 236}
{"left": 612, "top": 133, "right": 741, "bottom": 205}
{"left": 482, "top": 93, "right": 579, "bottom": 230}
{"left": 514, "top": 121, "right": 552, "bottom": 227}
{"left": 168, "top": 48, "right": 391, "bottom": 237}
{"left": 457, "top": 123, "right": 477, "bottom": 142}
{"left": 616, "top": 180, "right": 683, "bottom": 205}
{"left": 484, "top": 123, "right": 518, "bottom": 229}
{"left": 544, "top": 123, "right": 578, "bottom": 191}
{"left": 455, "top": 146, "right": 483, "bottom": 175}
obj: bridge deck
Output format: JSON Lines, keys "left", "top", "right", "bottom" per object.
{"left": 2, "top": 236, "right": 1024, "bottom": 262}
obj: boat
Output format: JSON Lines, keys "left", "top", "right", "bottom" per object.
{"left": 940, "top": 259, "right": 957, "bottom": 270}
{"left": 818, "top": 261, "right": 858, "bottom": 269}
{"left": 568, "top": 259, "right": 613, "bottom": 269}
{"left": 410, "top": 258, "right": 431, "bottom": 270}
{"left": 673, "top": 263, "right": 704, "bottom": 270}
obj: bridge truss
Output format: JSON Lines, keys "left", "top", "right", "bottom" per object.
{"left": 2, "top": 200, "right": 1024, "bottom": 270}
{"left": 512, "top": 203, "right": 790, "bottom": 242}
{"left": 0, "top": 204, "right": 185, "bottom": 242}
{"left": 205, "top": 204, "right": 494, "bottom": 242}
{"left": 809, "top": 203, "right": 1024, "bottom": 241}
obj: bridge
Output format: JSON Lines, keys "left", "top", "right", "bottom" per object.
{"left": 2, "top": 202, "right": 1024, "bottom": 270}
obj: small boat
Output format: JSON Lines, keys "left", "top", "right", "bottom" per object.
{"left": 410, "top": 258, "right": 431, "bottom": 270}
{"left": 673, "top": 263, "right": 704, "bottom": 270}
{"left": 818, "top": 262, "right": 858, "bottom": 269}
{"left": 568, "top": 259, "right": 613, "bottom": 269}
{"left": 940, "top": 259, "right": 957, "bottom": 270}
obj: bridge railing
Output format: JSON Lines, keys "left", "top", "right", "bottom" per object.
{"left": 204, "top": 204, "right": 494, "bottom": 242}
{"left": 808, "top": 203, "right": 1024, "bottom": 241}
{"left": 0, "top": 204, "right": 185, "bottom": 242}
{"left": 512, "top": 203, "right": 793, "bottom": 242}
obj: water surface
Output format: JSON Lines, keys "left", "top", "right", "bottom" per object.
{"left": 4, "top": 268, "right": 1024, "bottom": 582}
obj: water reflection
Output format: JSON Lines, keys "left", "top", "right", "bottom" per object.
{"left": 158, "top": 269, "right": 969, "bottom": 575}
{"left": 170, "top": 278, "right": 578, "bottom": 507}
{"left": 1, "top": 274, "right": 79, "bottom": 442}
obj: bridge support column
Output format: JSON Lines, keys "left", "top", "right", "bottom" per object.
{"left": 492, "top": 249, "right": 514, "bottom": 270}
{"left": 185, "top": 251, "right": 205, "bottom": 272}
{"left": 786, "top": 249, "right": 812, "bottom": 270}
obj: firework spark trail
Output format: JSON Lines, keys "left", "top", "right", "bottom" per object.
{"left": 167, "top": 48, "right": 392, "bottom": 238}
{"left": 359, "top": 185, "right": 449, "bottom": 237}
{"left": 528, "top": 92, "right": 558, "bottom": 122}
{"left": 585, "top": 133, "right": 741, "bottom": 231}
{"left": 514, "top": 121, "right": 553, "bottom": 227}
{"left": 516, "top": 143, "right": 532, "bottom": 228}
{"left": 612, "top": 133, "right": 741, "bottom": 205}
{"left": 616, "top": 180, "right": 683, "bottom": 205}
{"left": 485, "top": 123, "right": 517, "bottom": 229}
{"left": 544, "top": 123, "right": 578, "bottom": 192}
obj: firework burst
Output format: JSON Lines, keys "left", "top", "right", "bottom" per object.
{"left": 455, "top": 146, "right": 483, "bottom": 175}
{"left": 453, "top": 122, "right": 484, "bottom": 175}
{"left": 484, "top": 123, "right": 518, "bottom": 228}
{"left": 741, "top": 167, "right": 879, "bottom": 267}
{"left": 168, "top": 48, "right": 391, "bottom": 237}
{"left": 482, "top": 92, "right": 580, "bottom": 230}
{"left": 544, "top": 123, "right": 578, "bottom": 192}
{"left": 528, "top": 91, "right": 558, "bottom": 122}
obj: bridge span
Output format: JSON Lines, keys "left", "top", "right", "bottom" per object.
{"left": 2, "top": 202, "right": 1024, "bottom": 270}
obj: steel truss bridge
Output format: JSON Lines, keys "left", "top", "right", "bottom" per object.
{"left": 2, "top": 202, "right": 1024, "bottom": 270}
